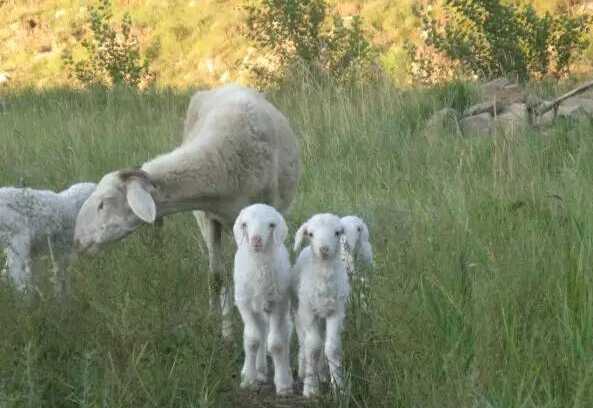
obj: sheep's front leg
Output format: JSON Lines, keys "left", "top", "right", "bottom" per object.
{"left": 268, "top": 301, "right": 293, "bottom": 395}
{"left": 325, "top": 311, "right": 345, "bottom": 392}
{"left": 6, "top": 240, "right": 32, "bottom": 292}
{"left": 301, "top": 309, "right": 322, "bottom": 398}
{"left": 194, "top": 211, "right": 232, "bottom": 339}
{"left": 238, "top": 305, "right": 267, "bottom": 389}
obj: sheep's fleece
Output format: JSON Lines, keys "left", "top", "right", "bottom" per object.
{"left": 0, "top": 183, "right": 96, "bottom": 289}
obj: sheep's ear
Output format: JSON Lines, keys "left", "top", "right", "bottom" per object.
{"left": 293, "top": 223, "right": 307, "bottom": 252}
{"left": 233, "top": 211, "right": 247, "bottom": 246}
{"left": 274, "top": 216, "right": 288, "bottom": 244}
{"left": 126, "top": 179, "right": 156, "bottom": 224}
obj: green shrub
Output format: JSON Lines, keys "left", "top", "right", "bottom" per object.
{"left": 243, "top": 0, "right": 374, "bottom": 87}
{"left": 416, "top": 0, "right": 592, "bottom": 82}
{"left": 62, "top": 0, "right": 153, "bottom": 88}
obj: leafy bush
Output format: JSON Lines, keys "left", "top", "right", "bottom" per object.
{"left": 243, "top": 0, "right": 374, "bottom": 86}
{"left": 414, "top": 0, "right": 592, "bottom": 83}
{"left": 63, "top": 0, "right": 153, "bottom": 88}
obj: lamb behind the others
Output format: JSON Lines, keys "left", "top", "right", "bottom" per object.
{"left": 0, "top": 182, "right": 96, "bottom": 294}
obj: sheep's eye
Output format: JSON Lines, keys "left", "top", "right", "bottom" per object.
{"left": 335, "top": 230, "right": 341, "bottom": 237}
{"left": 357, "top": 226, "right": 362, "bottom": 232}
{"left": 308, "top": 232, "right": 313, "bottom": 238}
{"left": 241, "top": 222, "right": 247, "bottom": 228}
{"left": 269, "top": 222, "right": 276, "bottom": 229}
{"left": 98, "top": 201, "right": 104, "bottom": 211}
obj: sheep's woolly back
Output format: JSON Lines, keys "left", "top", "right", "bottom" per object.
{"left": 143, "top": 84, "right": 300, "bottom": 221}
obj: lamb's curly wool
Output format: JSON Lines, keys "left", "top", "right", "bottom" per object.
{"left": 73, "top": 84, "right": 300, "bottom": 338}
{"left": 292, "top": 213, "right": 349, "bottom": 398}
{"left": 233, "top": 204, "right": 293, "bottom": 395}
{"left": 0, "top": 182, "right": 96, "bottom": 293}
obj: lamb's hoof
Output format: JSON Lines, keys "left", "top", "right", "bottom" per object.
{"left": 303, "top": 385, "right": 318, "bottom": 398}
{"left": 276, "top": 384, "right": 293, "bottom": 396}
{"left": 240, "top": 378, "right": 259, "bottom": 390}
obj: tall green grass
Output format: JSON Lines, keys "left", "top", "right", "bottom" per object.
{"left": 1, "top": 80, "right": 593, "bottom": 407}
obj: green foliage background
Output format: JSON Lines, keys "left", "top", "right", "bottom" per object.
{"left": 2, "top": 0, "right": 592, "bottom": 89}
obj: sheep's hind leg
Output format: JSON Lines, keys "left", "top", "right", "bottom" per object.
{"left": 194, "top": 211, "right": 233, "bottom": 339}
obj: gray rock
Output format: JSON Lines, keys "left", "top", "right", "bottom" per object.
{"left": 460, "top": 112, "right": 493, "bottom": 137}
{"left": 495, "top": 103, "right": 528, "bottom": 133}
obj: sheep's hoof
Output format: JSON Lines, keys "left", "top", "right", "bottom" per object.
{"left": 303, "top": 385, "right": 319, "bottom": 398}
{"left": 276, "top": 384, "right": 293, "bottom": 396}
{"left": 240, "top": 378, "right": 259, "bottom": 390}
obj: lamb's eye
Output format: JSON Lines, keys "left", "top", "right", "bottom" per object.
{"left": 241, "top": 222, "right": 247, "bottom": 228}
{"left": 98, "top": 201, "right": 104, "bottom": 211}
{"left": 357, "top": 226, "right": 362, "bottom": 232}
{"left": 308, "top": 232, "right": 313, "bottom": 238}
{"left": 269, "top": 222, "right": 276, "bottom": 229}
{"left": 335, "top": 230, "right": 341, "bottom": 237}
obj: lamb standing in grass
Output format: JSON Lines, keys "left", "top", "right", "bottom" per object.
{"left": 73, "top": 85, "right": 300, "bottom": 338}
{"left": 340, "top": 215, "right": 373, "bottom": 307}
{"left": 0, "top": 182, "right": 97, "bottom": 294}
{"left": 233, "top": 204, "right": 293, "bottom": 395}
{"left": 293, "top": 213, "right": 349, "bottom": 398}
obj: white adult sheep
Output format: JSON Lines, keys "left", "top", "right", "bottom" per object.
{"left": 0, "top": 182, "right": 97, "bottom": 295}
{"left": 233, "top": 203, "right": 293, "bottom": 395}
{"left": 292, "top": 213, "right": 349, "bottom": 398}
{"left": 73, "top": 84, "right": 300, "bottom": 338}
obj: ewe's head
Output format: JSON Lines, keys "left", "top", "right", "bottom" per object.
{"left": 294, "top": 213, "right": 344, "bottom": 260}
{"left": 341, "top": 215, "right": 373, "bottom": 265}
{"left": 233, "top": 204, "right": 288, "bottom": 253}
{"left": 74, "top": 169, "right": 156, "bottom": 254}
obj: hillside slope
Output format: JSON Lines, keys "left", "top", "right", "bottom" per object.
{"left": 1, "top": 0, "right": 592, "bottom": 88}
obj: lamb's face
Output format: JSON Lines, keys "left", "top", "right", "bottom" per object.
{"left": 233, "top": 203, "right": 287, "bottom": 253}
{"left": 74, "top": 170, "right": 157, "bottom": 255}
{"left": 294, "top": 214, "right": 344, "bottom": 260}
{"left": 340, "top": 215, "right": 372, "bottom": 264}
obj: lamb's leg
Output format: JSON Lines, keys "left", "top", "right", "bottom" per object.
{"left": 256, "top": 320, "right": 269, "bottom": 382}
{"left": 325, "top": 312, "right": 345, "bottom": 392}
{"left": 302, "top": 311, "right": 322, "bottom": 398}
{"left": 238, "top": 305, "right": 267, "bottom": 389}
{"left": 268, "top": 302, "right": 293, "bottom": 395}
{"left": 194, "top": 211, "right": 232, "bottom": 339}
{"left": 6, "top": 240, "right": 32, "bottom": 292}
{"left": 294, "top": 308, "right": 306, "bottom": 380}
{"left": 52, "top": 253, "right": 73, "bottom": 300}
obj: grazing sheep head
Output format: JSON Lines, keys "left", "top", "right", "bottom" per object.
{"left": 294, "top": 213, "right": 344, "bottom": 260}
{"left": 74, "top": 169, "right": 156, "bottom": 254}
{"left": 340, "top": 215, "right": 373, "bottom": 265}
{"left": 233, "top": 203, "right": 288, "bottom": 253}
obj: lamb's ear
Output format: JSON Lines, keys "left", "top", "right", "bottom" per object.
{"left": 233, "top": 210, "right": 247, "bottom": 246}
{"left": 126, "top": 179, "right": 156, "bottom": 224}
{"left": 293, "top": 223, "right": 307, "bottom": 252}
{"left": 274, "top": 215, "right": 288, "bottom": 244}
{"left": 359, "top": 223, "right": 373, "bottom": 265}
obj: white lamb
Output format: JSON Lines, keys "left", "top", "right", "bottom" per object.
{"left": 0, "top": 182, "right": 97, "bottom": 294}
{"left": 233, "top": 203, "right": 293, "bottom": 395}
{"left": 340, "top": 215, "right": 373, "bottom": 308}
{"left": 292, "top": 213, "right": 349, "bottom": 398}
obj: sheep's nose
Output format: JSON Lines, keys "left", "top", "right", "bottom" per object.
{"left": 251, "top": 235, "right": 263, "bottom": 249}
{"left": 319, "top": 246, "right": 330, "bottom": 255}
